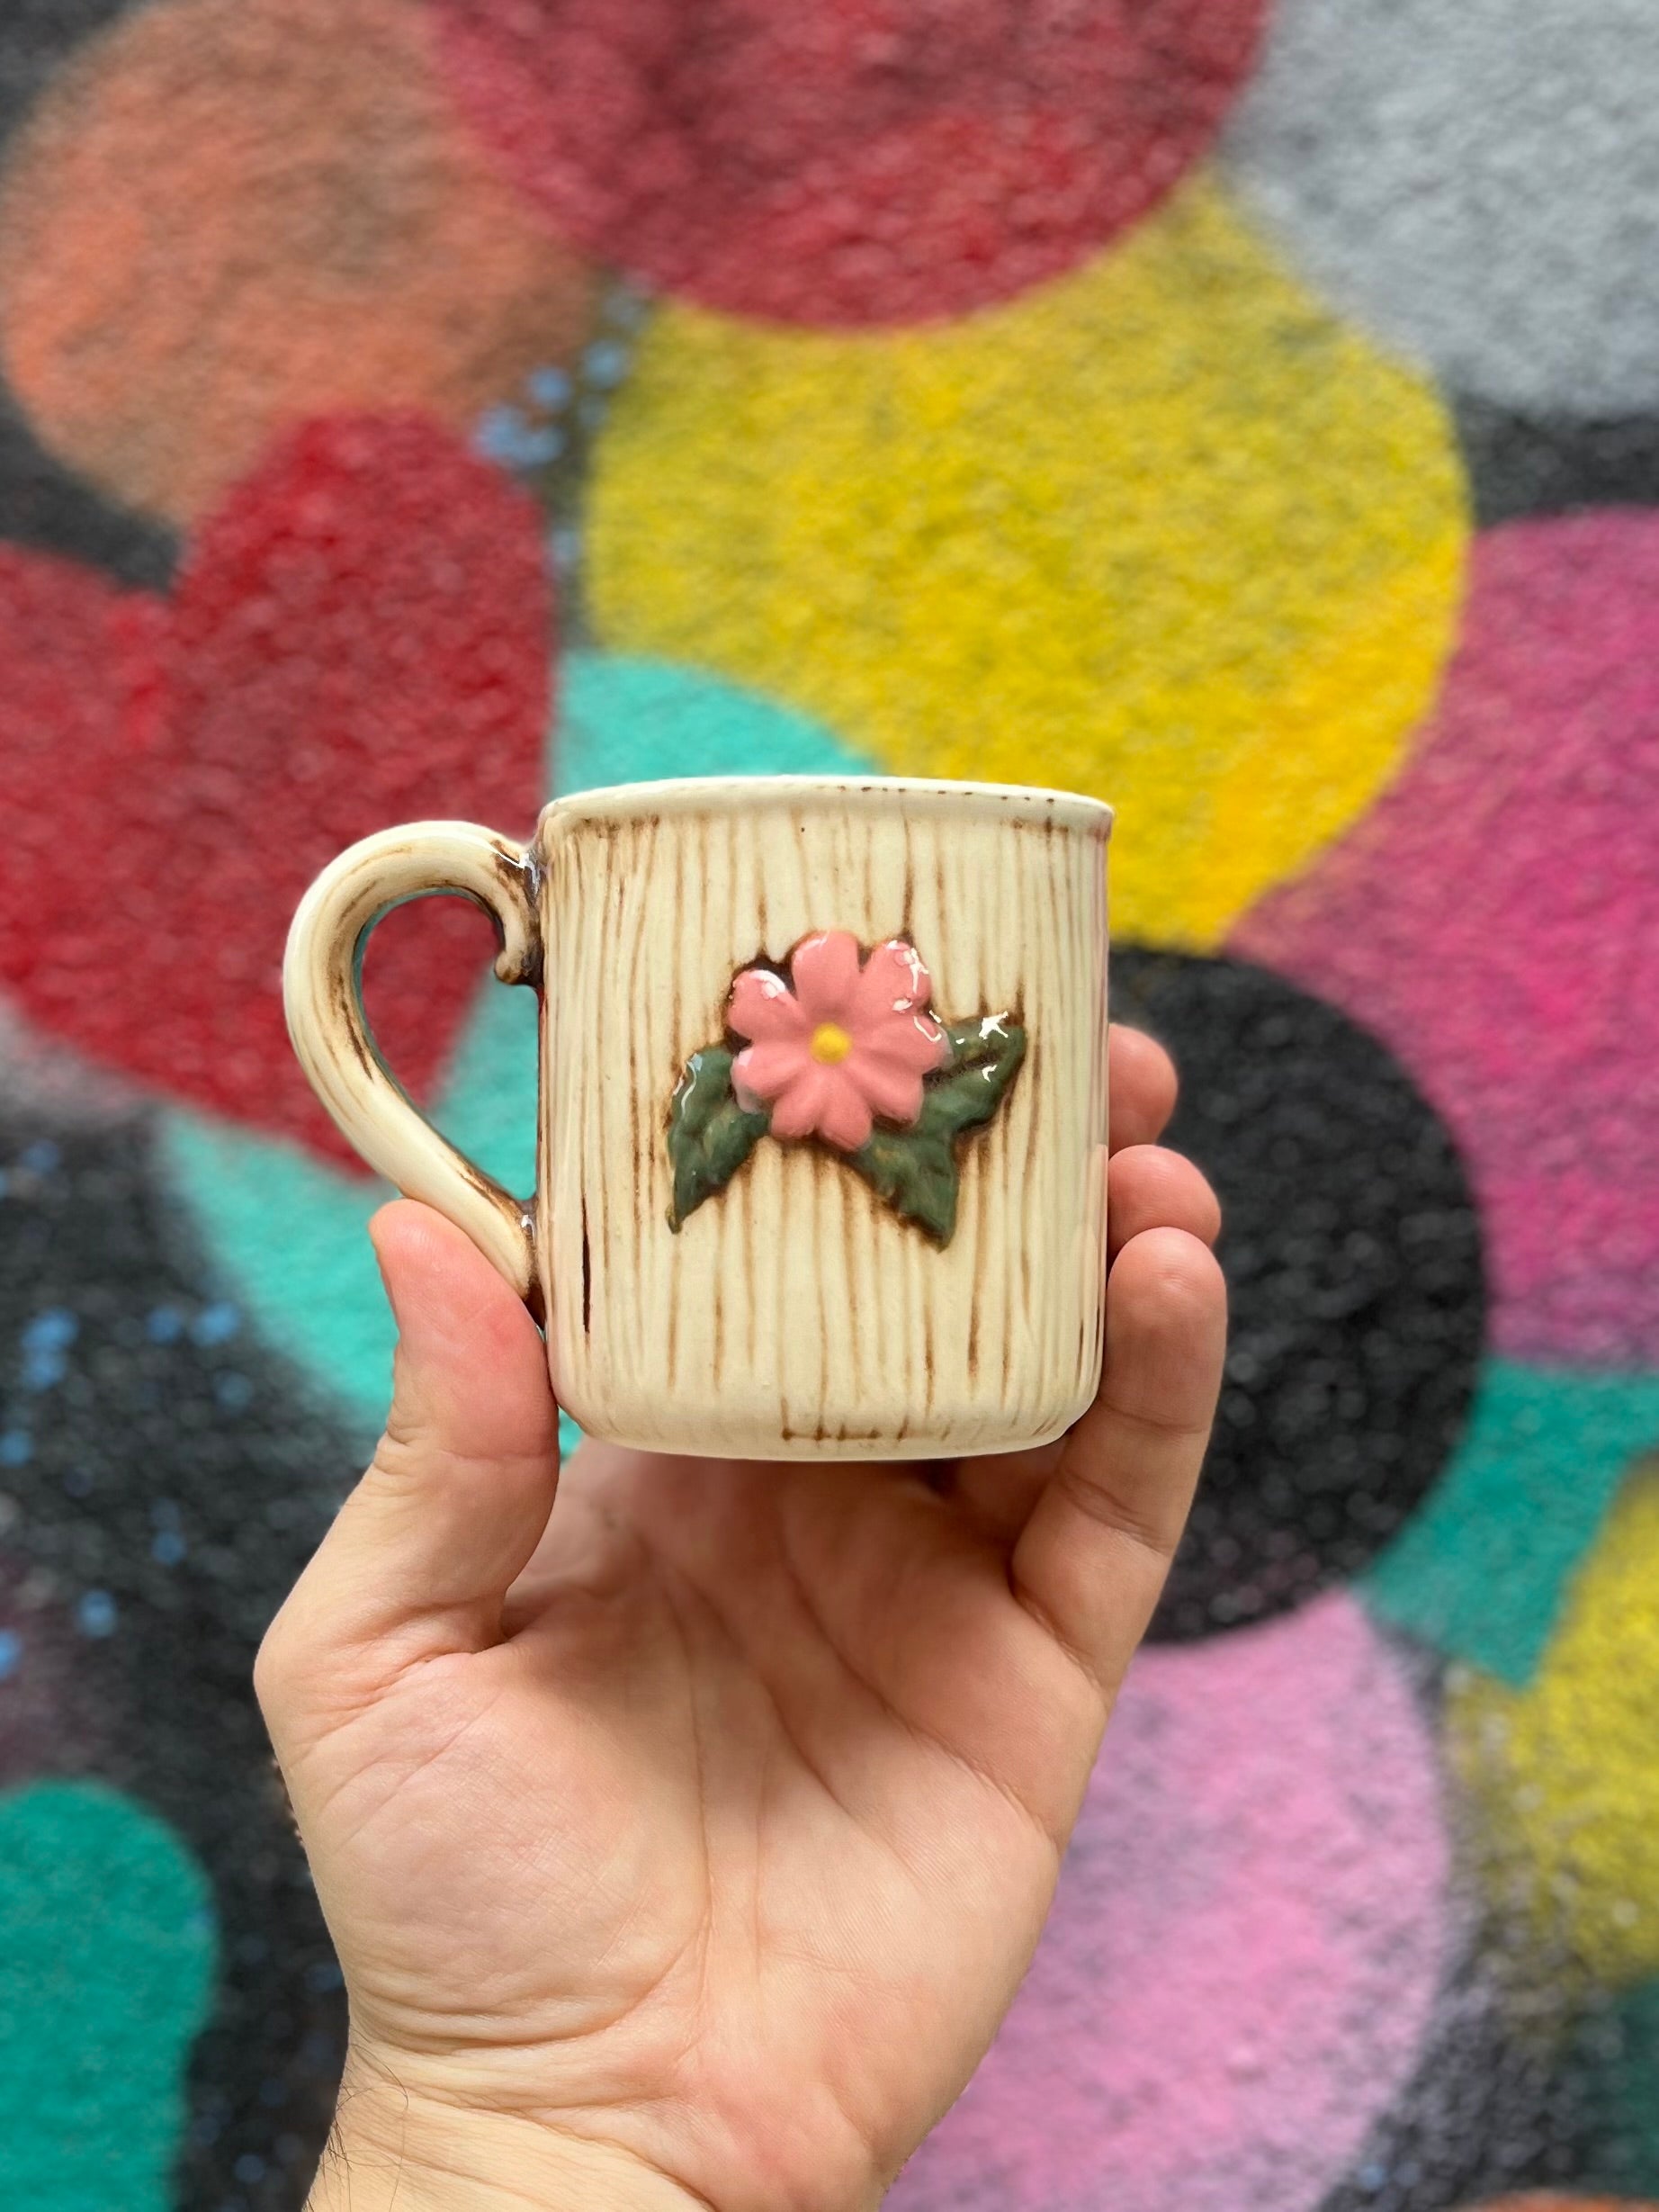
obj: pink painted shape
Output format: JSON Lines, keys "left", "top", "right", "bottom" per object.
{"left": 891, "top": 1593, "right": 1448, "bottom": 2212}
{"left": 1233, "top": 512, "right": 1659, "bottom": 1366}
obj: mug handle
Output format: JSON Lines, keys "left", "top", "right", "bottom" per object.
{"left": 282, "top": 821, "right": 543, "bottom": 1314}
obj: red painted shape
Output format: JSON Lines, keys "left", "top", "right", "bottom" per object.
{"left": 437, "top": 0, "right": 1267, "bottom": 327}
{"left": 0, "top": 413, "right": 551, "bottom": 1163}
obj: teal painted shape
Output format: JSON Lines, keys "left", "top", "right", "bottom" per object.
{"left": 159, "top": 974, "right": 543, "bottom": 1447}
{"left": 1362, "top": 1357, "right": 1659, "bottom": 1686}
{"left": 0, "top": 1781, "right": 216, "bottom": 2209}
{"left": 1581, "top": 1978, "right": 1659, "bottom": 2195}
{"left": 158, "top": 654, "right": 874, "bottom": 1452}
{"left": 557, "top": 651, "right": 877, "bottom": 788}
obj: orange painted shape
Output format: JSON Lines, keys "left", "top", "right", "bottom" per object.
{"left": 0, "top": 0, "right": 594, "bottom": 521}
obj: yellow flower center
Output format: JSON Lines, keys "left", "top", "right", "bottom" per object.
{"left": 810, "top": 1022, "right": 853, "bottom": 1066}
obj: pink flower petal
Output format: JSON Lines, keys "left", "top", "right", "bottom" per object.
{"left": 816, "top": 1069, "right": 875, "bottom": 1151}
{"left": 732, "top": 1039, "right": 811, "bottom": 1106}
{"left": 789, "top": 930, "right": 862, "bottom": 1022}
{"left": 861, "top": 1009, "right": 952, "bottom": 1075}
{"left": 767, "top": 1064, "right": 833, "bottom": 1141}
{"left": 847, "top": 1051, "right": 925, "bottom": 1128}
{"left": 729, "top": 966, "right": 807, "bottom": 1044}
{"left": 851, "top": 939, "right": 934, "bottom": 1028}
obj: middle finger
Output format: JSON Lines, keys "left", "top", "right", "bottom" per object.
{"left": 1108, "top": 1022, "right": 1178, "bottom": 1152}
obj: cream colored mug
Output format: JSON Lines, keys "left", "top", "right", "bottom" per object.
{"left": 284, "top": 776, "right": 1111, "bottom": 1461}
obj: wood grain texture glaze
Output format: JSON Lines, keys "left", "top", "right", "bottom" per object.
{"left": 538, "top": 779, "right": 1111, "bottom": 1460}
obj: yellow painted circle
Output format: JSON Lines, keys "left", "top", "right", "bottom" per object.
{"left": 589, "top": 175, "right": 1467, "bottom": 948}
{"left": 1448, "top": 1464, "right": 1659, "bottom": 1985}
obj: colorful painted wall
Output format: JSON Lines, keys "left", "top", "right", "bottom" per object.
{"left": 1, "top": 3, "right": 1655, "bottom": 2207}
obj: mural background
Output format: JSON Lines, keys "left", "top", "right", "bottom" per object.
{"left": 0, "top": 1, "right": 1655, "bottom": 2205}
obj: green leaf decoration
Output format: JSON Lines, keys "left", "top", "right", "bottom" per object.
{"left": 847, "top": 1014, "right": 1026, "bottom": 1244}
{"left": 667, "top": 1047, "right": 771, "bottom": 1230}
{"left": 664, "top": 1010, "right": 1026, "bottom": 1245}
{"left": 845, "top": 1124, "right": 964, "bottom": 1245}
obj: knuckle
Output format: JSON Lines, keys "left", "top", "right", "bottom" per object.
{"left": 369, "top": 1417, "right": 435, "bottom": 1489}
{"left": 1054, "top": 1460, "right": 1175, "bottom": 1560}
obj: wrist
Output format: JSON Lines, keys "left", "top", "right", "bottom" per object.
{"left": 307, "top": 2057, "right": 709, "bottom": 2212}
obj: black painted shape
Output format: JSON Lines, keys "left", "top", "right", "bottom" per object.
{"left": 1316, "top": 1927, "right": 1595, "bottom": 2211}
{"left": 0, "top": 381, "right": 179, "bottom": 590}
{"left": 1312, "top": 1640, "right": 1600, "bottom": 2211}
{"left": 1456, "top": 393, "right": 1659, "bottom": 531}
{"left": 1110, "top": 949, "right": 1486, "bottom": 1643}
{"left": 0, "top": 1109, "right": 352, "bottom": 2211}
{"left": 0, "top": 0, "right": 180, "bottom": 589}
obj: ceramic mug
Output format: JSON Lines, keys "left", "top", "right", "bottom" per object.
{"left": 284, "top": 776, "right": 1112, "bottom": 1460}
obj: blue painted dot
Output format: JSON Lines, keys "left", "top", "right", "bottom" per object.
{"left": 473, "top": 401, "right": 519, "bottom": 454}
{"left": 151, "top": 1530, "right": 187, "bottom": 1568}
{"left": 147, "top": 1305, "right": 185, "bottom": 1344}
{"left": 258, "top": 2076, "right": 289, "bottom": 2108}
{"left": 191, "top": 1301, "right": 241, "bottom": 1347}
{"left": 213, "top": 1371, "right": 254, "bottom": 1414}
{"left": 61, "top": 1467, "right": 94, "bottom": 1499}
{"left": 21, "top": 1346, "right": 67, "bottom": 1391}
{"left": 474, "top": 405, "right": 562, "bottom": 471}
{"left": 584, "top": 338, "right": 631, "bottom": 389}
{"left": 0, "top": 1429, "right": 31, "bottom": 1468}
{"left": 303, "top": 1957, "right": 344, "bottom": 1993}
{"left": 0, "top": 1629, "right": 22, "bottom": 1682}
{"left": 517, "top": 426, "right": 563, "bottom": 467}
{"left": 526, "top": 364, "right": 572, "bottom": 409}
{"left": 22, "top": 1308, "right": 78, "bottom": 1354}
{"left": 18, "top": 1139, "right": 60, "bottom": 1174}
{"left": 75, "top": 1589, "right": 117, "bottom": 1638}
{"left": 233, "top": 2153, "right": 267, "bottom": 2185}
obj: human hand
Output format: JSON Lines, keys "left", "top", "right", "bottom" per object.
{"left": 256, "top": 1024, "right": 1225, "bottom": 2212}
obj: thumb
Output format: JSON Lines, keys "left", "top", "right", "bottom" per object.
{"left": 260, "top": 1200, "right": 561, "bottom": 1698}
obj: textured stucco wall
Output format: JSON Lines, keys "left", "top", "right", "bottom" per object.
{"left": 0, "top": 3, "right": 1655, "bottom": 2207}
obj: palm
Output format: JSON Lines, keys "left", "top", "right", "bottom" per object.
{"left": 260, "top": 1028, "right": 1224, "bottom": 2211}
{"left": 291, "top": 1443, "right": 1090, "bottom": 2203}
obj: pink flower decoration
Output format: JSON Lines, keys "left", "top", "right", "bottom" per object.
{"left": 729, "top": 931, "right": 950, "bottom": 1152}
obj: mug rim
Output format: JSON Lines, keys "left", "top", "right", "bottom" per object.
{"left": 540, "top": 773, "right": 1112, "bottom": 835}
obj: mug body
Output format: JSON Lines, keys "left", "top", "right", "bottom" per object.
{"left": 535, "top": 777, "right": 1110, "bottom": 1461}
